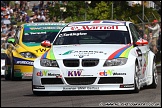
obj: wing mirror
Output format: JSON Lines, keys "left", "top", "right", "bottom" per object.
{"left": 135, "top": 39, "right": 148, "bottom": 46}
{"left": 41, "top": 40, "right": 51, "bottom": 48}
{"left": 7, "top": 37, "right": 16, "bottom": 44}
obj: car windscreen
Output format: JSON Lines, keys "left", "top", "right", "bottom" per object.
{"left": 53, "top": 28, "right": 131, "bottom": 45}
{"left": 22, "top": 25, "right": 64, "bottom": 43}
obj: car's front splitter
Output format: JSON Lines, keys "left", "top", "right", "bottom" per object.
{"left": 33, "top": 84, "right": 135, "bottom": 91}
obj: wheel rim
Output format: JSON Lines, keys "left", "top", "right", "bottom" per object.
{"left": 153, "top": 63, "right": 158, "bottom": 85}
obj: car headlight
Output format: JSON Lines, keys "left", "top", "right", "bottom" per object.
{"left": 40, "top": 59, "right": 59, "bottom": 67}
{"left": 103, "top": 58, "right": 127, "bottom": 66}
{"left": 20, "top": 52, "right": 37, "bottom": 58}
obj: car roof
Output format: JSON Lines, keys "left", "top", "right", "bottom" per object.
{"left": 68, "top": 20, "right": 132, "bottom": 26}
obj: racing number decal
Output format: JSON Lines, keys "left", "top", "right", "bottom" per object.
{"left": 136, "top": 48, "right": 142, "bottom": 67}
{"left": 35, "top": 48, "right": 47, "bottom": 53}
{"left": 136, "top": 48, "right": 142, "bottom": 57}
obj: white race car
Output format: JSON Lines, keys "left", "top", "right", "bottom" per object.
{"left": 32, "top": 20, "right": 158, "bottom": 96}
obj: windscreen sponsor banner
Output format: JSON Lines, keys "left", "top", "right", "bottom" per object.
{"left": 24, "top": 25, "right": 65, "bottom": 33}
{"left": 25, "top": 23, "right": 66, "bottom": 26}
{"left": 62, "top": 26, "right": 127, "bottom": 32}
{"left": 29, "top": 26, "right": 63, "bottom": 30}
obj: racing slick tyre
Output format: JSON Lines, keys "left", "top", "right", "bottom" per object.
{"left": 148, "top": 60, "right": 158, "bottom": 88}
{"left": 10, "top": 55, "right": 22, "bottom": 81}
{"left": 133, "top": 62, "right": 140, "bottom": 93}
{"left": 4, "top": 72, "right": 10, "bottom": 80}
{"left": 10, "top": 57, "right": 16, "bottom": 81}
{"left": 33, "top": 91, "right": 49, "bottom": 96}
{"left": 4, "top": 56, "right": 11, "bottom": 80}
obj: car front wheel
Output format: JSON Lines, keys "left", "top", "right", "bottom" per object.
{"left": 4, "top": 56, "right": 11, "bottom": 80}
{"left": 133, "top": 63, "right": 140, "bottom": 93}
{"left": 149, "top": 60, "right": 158, "bottom": 88}
{"left": 10, "top": 55, "right": 22, "bottom": 81}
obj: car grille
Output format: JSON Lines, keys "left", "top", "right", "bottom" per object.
{"left": 41, "top": 78, "right": 64, "bottom": 85}
{"left": 98, "top": 77, "right": 123, "bottom": 84}
{"left": 65, "top": 77, "right": 96, "bottom": 85}
{"left": 63, "top": 59, "right": 79, "bottom": 67}
{"left": 63, "top": 59, "right": 99, "bottom": 67}
{"left": 82, "top": 59, "right": 99, "bottom": 67}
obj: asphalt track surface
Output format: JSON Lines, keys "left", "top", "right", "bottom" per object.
{"left": 1, "top": 75, "right": 161, "bottom": 107}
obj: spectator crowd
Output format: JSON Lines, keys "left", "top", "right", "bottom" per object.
{"left": 1, "top": 1, "right": 62, "bottom": 45}
{"left": 1, "top": 1, "right": 161, "bottom": 54}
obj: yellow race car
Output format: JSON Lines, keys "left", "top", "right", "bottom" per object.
{"left": 4, "top": 22, "right": 66, "bottom": 80}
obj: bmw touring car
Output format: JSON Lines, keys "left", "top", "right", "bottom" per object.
{"left": 32, "top": 20, "right": 158, "bottom": 95}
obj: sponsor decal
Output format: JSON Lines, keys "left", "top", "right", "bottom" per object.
{"left": 24, "top": 73, "right": 32, "bottom": 76}
{"left": 30, "top": 27, "right": 62, "bottom": 30}
{"left": 113, "top": 73, "right": 126, "bottom": 75}
{"left": 63, "top": 87, "right": 77, "bottom": 90}
{"left": 71, "top": 26, "right": 118, "bottom": 31}
{"left": 36, "top": 70, "right": 62, "bottom": 77}
{"left": 63, "top": 86, "right": 99, "bottom": 90}
{"left": 28, "top": 32, "right": 46, "bottom": 34}
{"left": 99, "top": 70, "right": 126, "bottom": 76}
{"left": 48, "top": 73, "right": 62, "bottom": 78}
{"left": 99, "top": 70, "right": 113, "bottom": 76}
{"left": 35, "top": 48, "right": 47, "bottom": 53}
{"left": 59, "top": 32, "right": 87, "bottom": 37}
{"left": 16, "top": 61, "right": 33, "bottom": 65}
{"left": 67, "top": 70, "right": 93, "bottom": 77}
{"left": 68, "top": 70, "right": 82, "bottom": 76}
{"left": 120, "top": 84, "right": 134, "bottom": 88}
{"left": 36, "top": 70, "right": 48, "bottom": 76}
{"left": 78, "top": 86, "right": 99, "bottom": 90}
{"left": 61, "top": 50, "right": 104, "bottom": 55}
{"left": 62, "top": 50, "right": 73, "bottom": 55}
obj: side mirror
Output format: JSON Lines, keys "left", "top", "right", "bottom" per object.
{"left": 41, "top": 40, "right": 51, "bottom": 48}
{"left": 135, "top": 39, "right": 148, "bottom": 46}
{"left": 7, "top": 38, "right": 16, "bottom": 45}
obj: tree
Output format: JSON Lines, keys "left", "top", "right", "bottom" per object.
{"left": 88, "top": 1, "right": 111, "bottom": 20}
{"left": 48, "top": 3, "right": 62, "bottom": 22}
{"left": 47, "top": 1, "right": 161, "bottom": 24}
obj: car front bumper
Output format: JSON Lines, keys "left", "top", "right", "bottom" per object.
{"left": 32, "top": 62, "right": 136, "bottom": 91}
